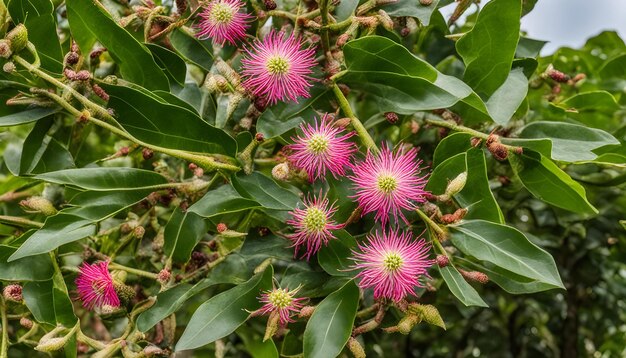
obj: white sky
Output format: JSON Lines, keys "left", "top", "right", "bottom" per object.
{"left": 440, "top": 0, "right": 626, "bottom": 54}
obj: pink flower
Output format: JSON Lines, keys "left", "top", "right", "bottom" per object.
{"left": 349, "top": 145, "right": 428, "bottom": 226}
{"left": 286, "top": 114, "right": 357, "bottom": 181}
{"left": 196, "top": 0, "right": 252, "bottom": 46}
{"left": 351, "top": 230, "right": 433, "bottom": 301}
{"left": 287, "top": 192, "right": 343, "bottom": 260}
{"left": 75, "top": 261, "right": 120, "bottom": 310}
{"left": 257, "top": 287, "right": 306, "bottom": 326}
{"left": 241, "top": 31, "right": 317, "bottom": 105}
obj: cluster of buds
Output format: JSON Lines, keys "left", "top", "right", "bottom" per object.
{"left": 3, "top": 284, "right": 23, "bottom": 302}
{"left": 64, "top": 68, "right": 91, "bottom": 81}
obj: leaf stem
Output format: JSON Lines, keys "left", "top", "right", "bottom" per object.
{"left": 424, "top": 118, "right": 519, "bottom": 151}
{"left": 415, "top": 208, "right": 447, "bottom": 241}
{"left": 0, "top": 297, "right": 8, "bottom": 358}
{"left": 318, "top": 0, "right": 331, "bottom": 56}
{"left": 109, "top": 263, "right": 158, "bottom": 280}
{"left": 331, "top": 84, "right": 378, "bottom": 152}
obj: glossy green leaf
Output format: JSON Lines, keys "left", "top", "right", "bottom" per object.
{"left": 439, "top": 265, "right": 488, "bottom": 307}
{"left": 427, "top": 149, "right": 504, "bottom": 223}
{"left": 384, "top": 0, "right": 439, "bottom": 26}
{"left": 450, "top": 220, "right": 564, "bottom": 288}
{"left": 9, "top": 214, "right": 96, "bottom": 261}
{"left": 146, "top": 43, "right": 187, "bottom": 87}
{"left": 0, "top": 244, "right": 54, "bottom": 281}
{"left": 0, "top": 107, "right": 59, "bottom": 127}
{"left": 36, "top": 167, "right": 167, "bottom": 190}
{"left": 317, "top": 230, "right": 357, "bottom": 277}
{"left": 509, "top": 121, "right": 619, "bottom": 162}
{"left": 170, "top": 28, "right": 214, "bottom": 71}
{"left": 137, "top": 254, "right": 248, "bottom": 331}
{"left": 303, "top": 280, "right": 359, "bottom": 358}
{"left": 64, "top": 189, "right": 153, "bottom": 222}
{"left": 558, "top": 91, "right": 620, "bottom": 113}
{"left": 432, "top": 132, "right": 472, "bottom": 167}
{"left": 238, "top": 328, "right": 279, "bottom": 358}
{"left": 342, "top": 36, "right": 490, "bottom": 117}
{"left": 233, "top": 172, "right": 300, "bottom": 211}
{"left": 456, "top": 0, "right": 522, "bottom": 97}
{"left": 163, "top": 208, "right": 208, "bottom": 263}
{"left": 485, "top": 68, "right": 528, "bottom": 125}
{"left": 189, "top": 184, "right": 260, "bottom": 218}
{"left": 334, "top": 0, "right": 358, "bottom": 21}
{"left": 516, "top": 37, "right": 547, "bottom": 58}
{"left": 66, "top": 0, "right": 169, "bottom": 90}
{"left": 175, "top": 266, "right": 273, "bottom": 351}
{"left": 102, "top": 83, "right": 237, "bottom": 156}
{"left": 509, "top": 150, "right": 598, "bottom": 215}
{"left": 23, "top": 280, "right": 57, "bottom": 325}
{"left": 7, "top": 0, "right": 63, "bottom": 72}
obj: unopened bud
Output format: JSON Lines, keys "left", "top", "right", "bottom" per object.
{"left": 544, "top": 64, "right": 569, "bottom": 83}
{"left": 35, "top": 337, "right": 66, "bottom": 352}
{"left": 157, "top": 269, "right": 171, "bottom": 284}
{"left": 334, "top": 117, "right": 351, "bottom": 128}
{"left": 377, "top": 10, "right": 394, "bottom": 31}
{"left": 92, "top": 84, "right": 109, "bottom": 101}
{"left": 217, "top": 223, "right": 228, "bottom": 233}
{"left": 384, "top": 314, "right": 420, "bottom": 334}
{"left": 347, "top": 337, "right": 366, "bottom": 358}
{"left": 133, "top": 226, "right": 145, "bottom": 239}
{"left": 435, "top": 255, "right": 449, "bottom": 267}
{"left": 409, "top": 303, "right": 445, "bottom": 329}
{"left": 2, "top": 61, "right": 16, "bottom": 73}
{"left": 400, "top": 27, "right": 410, "bottom": 37}
{"left": 440, "top": 208, "right": 467, "bottom": 224}
{"left": 272, "top": 162, "right": 291, "bottom": 181}
{"left": 263, "top": 0, "right": 277, "bottom": 10}
{"left": 419, "top": 0, "right": 432, "bottom": 5}
{"left": 114, "top": 282, "right": 136, "bottom": 303}
{"left": 142, "top": 148, "right": 154, "bottom": 160}
{"left": 384, "top": 111, "right": 399, "bottom": 124}
{"left": 298, "top": 305, "right": 316, "bottom": 318}
{"left": 254, "top": 96, "right": 269, "bottom": 112}
{"left": 3, "top": 284, "right": 23, "bottom": 302}
{"left": 20, "top": 317, "right": 33, "bottom": 329}
{"left": 459, "top": 269, "right": 489, "bottom": 284}
{"left": 143, "top": 345, "right": 165, "bottom": 356}
{"left": 336, "top": 33, "right": 352, "bottom": 47}
{"left": 65, "top": 52, "right": 79, "bottom": 65}
{"left": 20, "top": 196, "right": 57, "bottom": 216}
{"left": 0, "top": 40, "right": 12, "bottom": 58}
{"left": 6, "top": 24, "right": 28, "bottom": 53}
{"left": 255, "top": 132, "right": 265, "bottom": 142}
{"left": 239, "top": 116, "right": 253, "bottom": 130}
{"left": 490, "top": 143, "right": 509, "bottom": 161}
{"left": 444, "top": 172, "right": 467, "bottom": 198}
{"left": 470, "top": 137, "right": 482, "bottom": 147}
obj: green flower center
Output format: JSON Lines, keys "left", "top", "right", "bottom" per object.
{"left": 377, "top": 174, "right": 398, "bottom": 194}
{"left": 307, "top": 134, "right": 330, "bottom": 155}
{"left": 210, "top": 2, "right": 235, "bottom": 24}
{"left": 383, "top": 252, "right": 403, "bottom": 271}
{"left": 266, "top": 56, "right": 290, "bottom": 75}
{"left": 303, "top": 207, "right": 327, "bottom": 233}
{"left": 268, "top": 289, "right": 292, "bottom": 308}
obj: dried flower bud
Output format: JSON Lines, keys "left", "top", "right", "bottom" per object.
{"left": 384, "top": 111, "right": 399, "bottom": 124}
{"left": 2, "top": 61, "right": 15, "bottom": 73}
{"left": 20, "top": 196, "right": 57, "bottom": 216}
{"left": 65, "top": 52, "right": 79, "bottom": 66}
{"left": 263, "top": 0, "right": 277, "bottom": 10}
{"left": 92, "top": 84, "right": 109, "bottom": 101}
{"left": 440, "top": 208, "right": 467, "bottom": 224}
{"left": 377, "top": 10, "right": 394, "bottom": 31}
{"left": 157, "top": 269, "right": 171, "bottom": 284}
{"left": 347, "top": 338, "right": 366, "bottom": 358}
{"left": 490, "top": 143, "right": 509, "bottom": 161}
{"left": 435, "top": 255, "right": 449, "bottom": 267}
{"left": 336, "top": 33, "right": 352, "bottom": 48}
{"left": 545, "top": 64, "right": 570, "bottom": 83}
{"left": 255, "top": 132, "right": 265, "bottom": 142}
{"left": 142, "top": 148, "right": 154, "bottom": 160}
{"left": 459, "top": 269, "right": 489, "bottom": 284}
{"left": 3, "top": 284, "right": 23, "bottom": 302}
{"left": 20, "top": 317, "right": 33, "bottom": 329}
{"left": 298, "top": 305, "right": 316, "bottom": 318}
{"left": 272, "top": 162, "right": 291, "bottom": 181}
{"left": 217, "top": 223, "right": 228, "bottom": 233}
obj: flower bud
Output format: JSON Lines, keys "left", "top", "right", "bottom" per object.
{"left": 114, "top": 282, "right": 136, "bottom": 303}
{"left": 20, "top": 317, "right": 33, "bottom": 329}
{"left": 384, "top": 111, "right": 399, "bottom": 124}
{"left": 440, "top": 208, "right": 467, "bottom": 224}
{"left": 443, "top": 172, "right": 467, "bottom": 198}
{"left": 92, "top": 84, "right": 109, "bottom": 101}
{"left": 3, "top": 284, "right": 23, "bottom": 302}
{"left": 400, "top": 27, "right": 410, "bottom": 37}
{"left": 272, "top": 162, "right": 291, "bottom": 181}
{"left": 435, "top": 255, "right": 449, "bottom": 267}
{"left": 544, "top": 64, "right": 569, "bottom": 83}
{"left": 157, "top": 269, "right": 171, "bottom": 284}
{"left": 0, "top": 40, "right": 12, "bottom": 58}
{"left": 2, "top": 61, "right": 15, "bottom": 73}
{"left": 217, "top": 223, "right": 228, "bottom": 233}
{"left": 409, "top": 303, "right": 445, "bottom": 329}
{"left": 255, "top": 132, "right": 265, "bottom": 142}
{"left": 6, "top": 24, "right": 28, "bottom": 53}
{"left": 347, "top": 337, "right": 366, "bottom": 358}
{"left": 20, "top": 196, "right": 57, "bottom": 216}
{"left": 263, "top": 0, "right": 277, "bottom": 10}
{"left": 459, "top": 269, "right": 489, "bottom": 284}
{"left": 384, "top": 313, "right": 420, "bottom": 334}
{"left": 377, "top": 10, "right": 394, "bottom": 31}
{"left": 298, "top": 305, "right": 316, "bottom": 318}
{"left": 419, "top": 0, "right": 432, "bottom": 5}
{"left": 35, "top": 337, "right": 66, "bottom": 352}
{"left": 336, "top": 33, "right": 352, "bottom": 48}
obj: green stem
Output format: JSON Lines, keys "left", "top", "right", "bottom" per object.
{"left": 108, "top": 263, "right": 158, "bottom": 279}
{"left": 331, "top": 84, "right": 378, "bottom": 152}
{"left": 0, "top": 297, "right": 8, "bottom": 358}
{"left": 415, "top": 208, "right": 446, "bottom": 240}
{"left": 0, "top": 215, "right": 43, "bottom": 228}
{"left": 324, "top": 16, "right": 354, "bottom": 31}
{"left": 424, "top": 117, "right": 519, "bottom": 151}
{"left": 319, "top": 0, "right": 331, "bottom": 56}
{"left": 77, "top": 330, "right": 106, "bottom": 350}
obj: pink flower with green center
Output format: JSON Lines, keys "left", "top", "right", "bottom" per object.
{"left": 351, "top": 230, "right": 433, "bottom": 302}
{"left": 241, "top": 31, "right": 317, "bottom": 105}
{"left": 257, "top": 287, "right": 306, "bottom": 325}
{"left": 75, "top": 261, "right": 120, "bottom": 310}
{"left": 349, "top": 145, "right": 428, "bottom": 226}
{"left": 286, "top": 114, "right": 356, "bottom": 181}
{"left": 287, "top": 192, "right": 342, "bottom": 260}
{"left": 196, "top": 0, "right": 252, "bottom": 46}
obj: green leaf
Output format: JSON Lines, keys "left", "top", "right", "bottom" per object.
{"left": 438, "top": 265, "right": 488, "bottom": 307}
{"left": 163, "top": 208, "right": 208, "bottom": 263}
{"left": 102, "top": 83, "right": 237, "bottom": 156}
{"left": 175, "top": 266, "right": 273, "bottom": 351}
{"left": 137, "top": 254, "right": 248, "bottom": 332}
{"left": 485, "top": 68, "right": 528, "bottom": 125}
{"left": 303, "top": 280, "right": 359, "bottom": 358}
{"left": 456, "top": 0, "right": 522, "bottom": 97}
{"left": 383, "top": 0, "right": 439, "bottom": 26}
{"left": 189, "top": 184, "right": 260, "bottom": 218}
{"left": 516, "top": 37, "right": 547, "bottom": 58}
{"left": 36, "top": 167, "right": 167, "bottom": 191}
{"left": 0, "top": 107, "right": 59, "bottom": 127}
{"left": 558, "top": 91, "right": 620, "bottom": 113}
{"left": 509, "top": 150, "right": 598, "bottom": 215}
{"left": 146, "top": 43, "right": 187, "bottom": 87}
{"left": 9, "top": 214, "right": 96, "bottom": 261}
{"left": 432, "top": 132, "right": 472, "bottom": 167}
{"left": 334, "top": 0, "right": 358, "bottom": 21}
{"left": 317, "top": 230, "right": 357, "bottom": 277}
{"left": 0, "top": 244, "right": 54, "bottom": 281}
{"left": 450, "top": 220, "right": 564, "bottom": 289}
{"left": 7, "top": 0, "right": 63, "bottom": 72}
{"left": 64, "top": 189, "right": 153, "bottom": 222}
{"left": 232, "top": 172, "right": 301, "bottom": 221}
{"left": 238, "top": 328, "right": 279, "bottom": 358}
{"left": 507, "top": 121, "right": 619, "bottom": 162}
{"left": 427, "top": 149, "right": 504, "bottom": 223}
{"left": 23, "top": 280, "right": 56, "bottom": 325}
{"left": 169, "top": 28, "right": 214, "bottom": 71}
{"left": 66, "top": 0, "right": 169, "bottom": 90}
{"left": 342, "top": 36, "right": 490, "bottom": 118}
